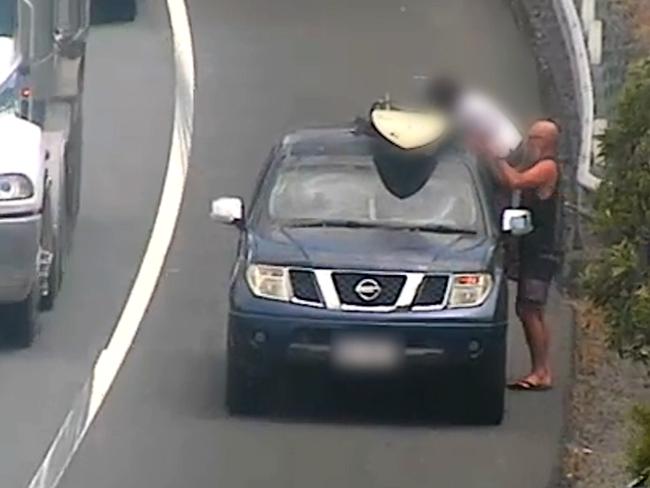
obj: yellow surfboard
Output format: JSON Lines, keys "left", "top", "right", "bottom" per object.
{"left": 370, "top": 108, "right": 449, "bottom": 151}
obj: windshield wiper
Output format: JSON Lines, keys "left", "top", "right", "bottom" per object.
{"left": 282, "top": 219, "right": 477, "bottom": 234}
{"left": 400, "top": 224, "right": 478, "bottom": 235}
{"left": 283, "top": 219, "right": 382, "bottom": 229}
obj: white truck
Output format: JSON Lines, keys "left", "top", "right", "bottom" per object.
{"left": 0, "top": 0, "right": 88, "bottom": 346}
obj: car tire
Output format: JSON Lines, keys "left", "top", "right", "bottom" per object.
{"left": 5, "top": 285, "right": 39, "bottom": 348}
{"left": 225, "top": 359, "right": 269, "bottom": 416}
{"left": 466, "top": 372, "right": 505, "bottom": 426}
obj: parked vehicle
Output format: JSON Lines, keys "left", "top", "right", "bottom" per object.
{"left": 211, "top": 116, "right": 533, "bottom": 424}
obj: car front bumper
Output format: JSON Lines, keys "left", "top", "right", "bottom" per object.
{"left": 228, "top": 310, "right": 507, "bottom": 377}
{"left": 0, "top": 214, "right": 41, "bottom": 303}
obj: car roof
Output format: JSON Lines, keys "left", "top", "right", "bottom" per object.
{"left": 281, "top": 126, "right": 361, "bottom": 146}
{"left": 279, "top": 125, "right": 479, "bottom": 170}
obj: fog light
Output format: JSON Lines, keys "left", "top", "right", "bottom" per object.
{"left": 468, "top": 340, "right": 482, "bottom": 358}
{"left": 252, "top": 330, "right": 267, "bottom": 344}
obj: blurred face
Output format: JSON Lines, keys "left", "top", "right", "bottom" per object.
{"left": 525, "top": 126, "right": 546, "bottom": 162}
{"left": 427, "top": 79, "right": 460, "bottom": 112}
{"left": 524, "top": 121, "right": 559, "bottom": 163}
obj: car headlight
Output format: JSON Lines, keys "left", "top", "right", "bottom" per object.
{"left": 448, "top": 273, "right": 492, "bottom": 308}
{"left": 246, "top": 264, "right": 292, "bottom": 301}
{"left": 0, "top": 174, "right": 33, "bottom": 200}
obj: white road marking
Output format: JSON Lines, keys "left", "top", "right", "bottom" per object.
{"left": 26, "top": 1, "right": 196, "bottom": 487}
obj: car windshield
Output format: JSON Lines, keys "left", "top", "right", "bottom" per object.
{"left": 0, "top": 67, "right": 16, "bottom": 113}
{"left": 267, "top": 150, "right": 484, "bottom": 233}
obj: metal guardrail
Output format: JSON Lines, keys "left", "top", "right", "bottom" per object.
{"left": 564, "top": 201, "right": 594, "bottom": 221}
{"left": 586, "top": 0, "right": 631, "bottom": 183}
{"left": 553, "top": 0, "right": 600, "bottom": 191}
{"left": 590, "top": 0, "right": 629, "bottom": 121}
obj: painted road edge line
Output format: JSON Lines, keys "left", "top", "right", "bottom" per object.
{"left": 26, "top": 1, "right": 196, "bottom": 487}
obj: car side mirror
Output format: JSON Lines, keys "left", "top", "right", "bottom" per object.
{"left": 210, "top": 197, "right": 244, "bottom": 227}
{"left": 502, "top": 208, "right": 533, "bottom": 236}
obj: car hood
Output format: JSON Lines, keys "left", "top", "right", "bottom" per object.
{"left": 249, "top": 225, "right": 496, "bottom": 272}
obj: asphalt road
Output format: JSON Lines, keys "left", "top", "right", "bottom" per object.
{"left": 57, "top": 1, "right": 572, "bottom": 487}
{"left": 0, "top": 3, "right": 174, "bottom": 487}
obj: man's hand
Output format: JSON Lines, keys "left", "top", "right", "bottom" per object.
{"left": 471, "top": 138, "right": 557, "bottom": 192}
{"left": 498, "top": 158, "right": 558, "bottom": 192}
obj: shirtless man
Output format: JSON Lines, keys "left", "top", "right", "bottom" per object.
{"left": 487, "top": 119, "right": 562, "bottom": 391}
{"left": 428, "top": 78, "right": 561, "bottom": 389}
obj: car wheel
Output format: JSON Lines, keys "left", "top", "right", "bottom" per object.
{"left": 225, "top": 358, "right": 270, "bottom": 416}
{"left": 465, "top": 371, "right": 505, "bottom": 426}
{"left": 461, "top": 346, "right": 506, "bottom": 426}
{"left": 5, "top": 285, "right": 39, "bottom": 348}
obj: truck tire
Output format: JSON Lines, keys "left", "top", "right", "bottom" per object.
{"left": 6, "top": 285, "right": 39, "bottom": 348}
{"left": 66, "top": 106, "right": 83, "bottom": 225}
{"left": 40, "top": 187, "right": 63, "bottom": 311}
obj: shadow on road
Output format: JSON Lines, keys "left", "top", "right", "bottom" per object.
{"left": 273, "top": 377, "right": 492, "bottom": 429}
{"left": 207, "top": 360, "right": 497, "bottom": 429}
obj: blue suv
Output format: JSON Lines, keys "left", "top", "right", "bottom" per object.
{"left": 211, "top": 125, "right": 532, "bottom": 425}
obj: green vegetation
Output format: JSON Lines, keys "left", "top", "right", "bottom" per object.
{"left": 582, "top": 58, "right": 650, "bottom": 362}
{"left": 629, "top": 405, "right": 650, "bottom": 483}
{"left": 580, "top": 57, "right": 650, "bottom": 483}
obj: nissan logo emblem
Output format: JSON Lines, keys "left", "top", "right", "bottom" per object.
{"left": 354, "top": 278, "right": 382, "bottom": 302}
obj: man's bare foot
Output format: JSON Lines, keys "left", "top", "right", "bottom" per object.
{"left": 507, "top": 373, "right": 552, "bottom": 391}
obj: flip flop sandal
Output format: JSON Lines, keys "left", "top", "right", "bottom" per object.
{"left": 507, "top": 379, "right": 552, "bottom": 391}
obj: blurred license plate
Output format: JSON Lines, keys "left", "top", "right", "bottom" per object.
{"left": 332, "top": 335, "right": 402, "bottom": 371}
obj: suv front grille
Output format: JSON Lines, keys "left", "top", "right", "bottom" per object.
{"left": 413, "top": 275, "right": 449, "bottom": 307}
{"left": 289, "top": 270, "right": 322, "bottom": 304}
{"left": 332, "top": 272, "right": 406, "bottom": 307}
